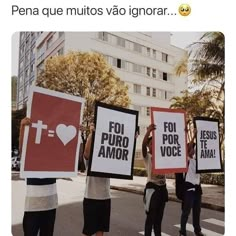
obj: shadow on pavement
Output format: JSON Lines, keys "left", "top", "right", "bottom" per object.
{"left": 11, "top": 172, "right": 73, "bottom": 182}
{"left": 12, "top": 191, "right": 145, "bottom": 236}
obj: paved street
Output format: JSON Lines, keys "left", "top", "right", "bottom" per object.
{"left": 12, "top": 173, "right": 224, "bottom": 236}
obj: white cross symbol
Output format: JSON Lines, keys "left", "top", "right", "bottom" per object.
{"left": 31, "top": 120, "right": 48, "bottom": 144}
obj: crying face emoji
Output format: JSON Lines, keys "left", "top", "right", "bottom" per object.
{"left": 178, "top": 4, "right": 191, "bottom": 16}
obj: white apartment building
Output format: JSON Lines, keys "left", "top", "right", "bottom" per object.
{"left": 18, "top": 32, "right": 187, "bottom": 156}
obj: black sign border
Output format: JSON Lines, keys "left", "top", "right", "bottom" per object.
{"left": 87, "top": 101, "right": 139, "bottom": 179}
{"left": 194, "top": 116, "right": 223, "bottom": 173}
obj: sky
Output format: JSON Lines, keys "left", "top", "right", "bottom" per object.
{"left": 171, "top": 32, "right": 203, "bottom": 49}
{"left": 12, "top": 32, "right": 19, "bottom": 77}
{"left": 11, "top": 32, "right": 203, "bottom": 77}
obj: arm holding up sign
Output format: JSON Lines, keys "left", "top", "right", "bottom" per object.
{"left": 142, "top": 124, "right": 156, "bottom": 158}
{"left": 83, "top": 123, "right": 95, "bottom": 160}
{"left": 187, "top": 128, "right": 197, "bottom": 159}
{"left": 84, "top": 133, "right": 92, "bottom": 161}
{"left": 19, "top": 117, "right": 31, "bottom": 154}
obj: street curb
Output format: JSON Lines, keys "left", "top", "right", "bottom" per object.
{"left": 110, "top": 186, "right": 224, "bottom": 212}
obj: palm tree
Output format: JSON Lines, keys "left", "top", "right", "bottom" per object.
{"left": 189, "top": 32, "right": 225, "bottom": 98}
{"left": 173, "top": 32, "right": 225, "bottom": 149}
{"left": 175, "top": 51, "right": 189, "bottom": 77}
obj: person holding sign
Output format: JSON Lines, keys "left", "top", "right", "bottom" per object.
{"left": 142, "top": 124, "right": 168, "bottom": 236}
{"left": 82, "top": 124, "right": 111, "bottom": 236}
{"left": 179, "top": 129, "right": 205, "bottom": 236}
{"left": 19, "top": 117, "right": 58, "bottom": 236}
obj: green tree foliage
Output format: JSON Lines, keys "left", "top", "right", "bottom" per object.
{"left": 36, "top": 51, "right": 130, "bottom": 135}
{"left": 175, "top": 51, "right": 189, "bottom": 77}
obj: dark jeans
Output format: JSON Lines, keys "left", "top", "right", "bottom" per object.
{"left": 23, "top": 209, "right": 56, "bottom": 236}
{"left": 180, "top": 190, "right": 202, "bottom": 235}
{"left": 145, "top": 188, "right": 167, "bottom": 236}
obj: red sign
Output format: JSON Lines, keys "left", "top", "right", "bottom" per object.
{"left": 20, "top": 86, "right": 85, "bottom": 178}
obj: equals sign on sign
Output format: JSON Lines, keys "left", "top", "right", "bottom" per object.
{"left": 48, "top": 130, "right": 55, "bottom": 137}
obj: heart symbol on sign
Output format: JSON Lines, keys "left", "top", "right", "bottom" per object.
{"left": 56, "top": 124, "right": 77, "bottom": 145}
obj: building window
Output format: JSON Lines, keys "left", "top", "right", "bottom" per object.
{"left": 112, "top": 58, "right": 117, "bottom": 66}
{"left": 152, "top": 88, "right": 156, "bottom": 97}
{"left": 25, "top": 69, "right": 29, "bottom": 78}
{"left": 122, "top": 60, "right": 126, "bottom": 69}
{"left": 126, "top": 41, "right": 134, "bottom": 50}
{"left": 112, "top": 58, "right": 125, "bottom": 69}
{"left": 133, "top": 43, "right": 142, "bottom": 53}
{"left": 146, "top": 67, "right": 150, "bottom": 76}
{"left": 98, "top": 32, "right": 108, "bottom": 41}
{"left": 133, "top": 64, "right": 142, "bottom": 73}
{"left": 146, "top": 107, "right": 150, "bottom": 116}
{"left": 24, "top": 84, "right": 29, "bottom": 97}
{"left": 25, "top": 53, "right": 30, "bottom": 63}
{"left": 30, "top": 64, "right": 34, "bottom": 73}
{"left": 146, "top": 87, "right": 150, "bottom": 96}
{"left": 30, "top": 46, "right": 35, "bottom": 57}
{"left": 153, "top": 49, "right": 156, "bottom": 58}
{"left": 163, "top": 72, "right": 168, "bottom": 81}
{"left": 37, "top": 43, "right": 44, "bottom": 60}
{"left": 162, "top": 53, "right": 168, "bottom": 62}
{"left": 25, "top": 38, "right": 29, "bottom": 49}
{"left": 133, "top": 84, "right": 141, "bottom": 94}
{"left": 20, "top": 60, "right": 24, "bottom": 69}
{"left": 160, "top": 90, "right": 166, "bottom": 99}
{"left": 19, "top": 89, "right": 23, "bottom": 101}
{"left": 147, "top": 47, "right": 151, "bottom": 56}
{"left": 31, "top": 32, "right": 35, "bottom": 41}
{"left": 20, "top": 33, "right": 25, "bottom": 41}
{"left": 20, "top": 45, "right": 25, "bottom": 55}
{"left": 117, "top": 37, "right": 125, "bottom": 47}
{"left": 152, "top": 69, "right": 156, "bottom": 78}
{"left": 57, "top": 47, "right": 64, "bottom": 55}
{"left": 165, "top": 91, "right": 168, "bottom": 100}
{"left": 47, "top": 36, "right": 53, "bottom": 49}
{"left": 117, "top": 58, "right": 121, "bottom": 68}
{"left": 19, "top": 75, "right": 23, "bottom": 87}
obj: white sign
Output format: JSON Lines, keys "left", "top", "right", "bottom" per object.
{"left": 151, "top": 107, "right": 187, "bottom": 174}
{"left": 195, "top": 117, "right": 223, "bottom": 173}
{"left": 88, "top": 102, "right": 138, "bottom": 179}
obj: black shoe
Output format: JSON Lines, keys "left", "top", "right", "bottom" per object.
{"left": 195, "top": 232, "right": 205, "bottom": 236}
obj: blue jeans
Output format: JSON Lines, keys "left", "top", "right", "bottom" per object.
{"left": 180, "top": 190, "right": 202, "bottom": 235}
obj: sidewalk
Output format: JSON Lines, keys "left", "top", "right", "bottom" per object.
{"left": 110, "top": 176, "right": 224, "bottom": 212}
